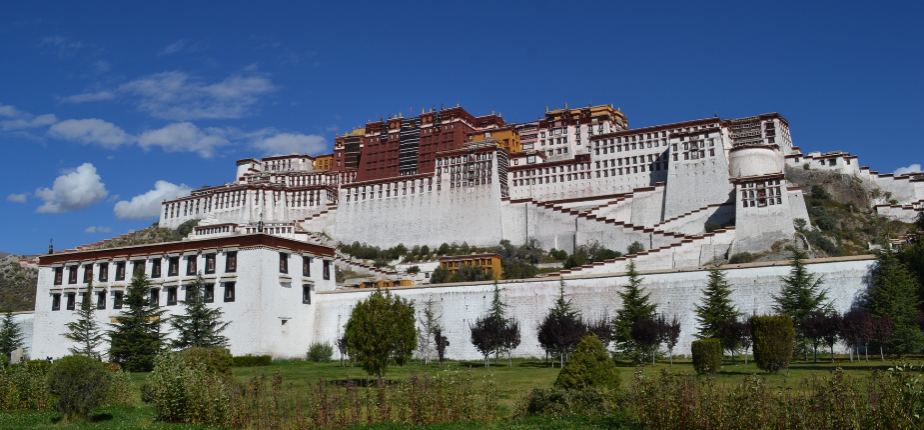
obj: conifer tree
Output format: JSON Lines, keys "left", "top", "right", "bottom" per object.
{"left": 772, "top": 247, "right": 831, "bottom": 359}
{"left": 537, "top": 279, "right": 585, "bottom": 367}
{"left": 864, "top": 251, "right": 924, "bottom": 354}
{"left": 63, "top": 281, "right": 104, "bottom": 358}
{"left": 694, "top": 263, "right": 739, "bottom": 339}
{"left": 0, "top": 307, "right": 24, "bottom": 359}
{"left": 108, "top": 274, "right": 166, "bottom": 372}
{"left": 416, "top": 296, "right": 441, "bottom": 365}
{"left": 169, "top": 273, "right": 230, "bottom": 349}
{"left": 613, "top": 260, "right": 657, "bottom": 359}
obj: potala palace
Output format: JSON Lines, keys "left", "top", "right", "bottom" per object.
{"left": 30, "top": 104, "right": 924, "bottom": 360}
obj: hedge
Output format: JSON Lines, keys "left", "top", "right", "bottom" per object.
{"left": 232, "top": 355, "right": 272, "bottom": 367}
{"left": 691, "top": 339, "right": 722, "bottom": 374}
{"left": 751, "top": 315, "right": 793, "bottom": 373}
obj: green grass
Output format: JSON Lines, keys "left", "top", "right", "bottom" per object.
{"left": 1, "top": 354, "right": 910, "bottom": 429}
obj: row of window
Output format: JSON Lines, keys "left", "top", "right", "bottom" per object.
{"left": 52, "top": 283, "right": 315, "bottom": 312}
{"left": 511, "top": 163, "right": 668, "bottom": 186}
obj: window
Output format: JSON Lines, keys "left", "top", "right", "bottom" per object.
{"left": 186, "top": 256, "right": 197, "bottom": 276}
{"left": 204, "top": 284, "right": 215, "bottom": 303}
{"left": 225, "top": 252, "right": 237, "bottom": 272}
{"left": 52, "top": 294, "right": 61, "bottom": 311}
{"left": 54, "top": 267, "right": 63, "bottom": 285}
{"left": 99, "top": 263, "right": 108, "bottom": 282}
{"left": 149, "top": 288, "right": 160, "bottom": 307}
{"left": 167, "top": 287, "right": 178, "bottom": 306}
{"left": 167, "top": 257, "right": 179, "bottom": 276}
{"left": 279, "top": 253, "right": 289, "bottom": 273}
{"left": 113, "top": 291, "right": 123, "bottom": 309}
{"left": 97, "top": 291, "right": 106, "bottom": 310}
{"left": 115, "top": 262, "right": 126, "bottom": 281}
{"left": 66, "top": 293, "right": 76, "bottom": 310}
{"left": 68, "top": 266, "right": 78, "bottom": 284}
{"left": 151, "top": 259, "right": 162, "bottom": 278}
{"left": 323, "top": 260, "right": 331, "bottom": 280}
{"left": 223, "top": 282, "right": 235, "bottom": 302}
{"left": 302, "top": 284, "right": 312, "bottom": 304}
{"left": 302, "top": 256, "right": 311, "bottom": 276}
{"left": 83, "top": 264, "right": 93, "bottom": 283}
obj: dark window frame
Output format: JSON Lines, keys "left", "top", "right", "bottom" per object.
{"left": 323, "top": 260, "right": 330, "bottom": 280}
{"left": 113, "top": 291, "right": 123, "bottom": 309}
{"left": 186, "top": 256, "right": 197, "bottom": 276}
{"left": 204, "top": 284, "right": 215, "bottom": 303}
{"left": 225, "top": 252, "right": 237, "bottom": 273}
{"left": 115, "top": 262, "right": 126, "bottom": 281}
{"left": 279, "top": 253, "right": 289, "bottom": 274}
{"left": 98, "top": 263, "right": 108, "bottom": 282}
{"left": 132, "top": 261, "right": 145, "bottom": 277}
{"left": 68, "top": 266, "right": 78, "bottom": 284}
{"left": 54, "top": 267, "right": 63, "bottom": 285}
{"left": 83, "top": 264, "right": 93, "bottom": 283}
{"left": 302, "top": 257, "right": 311, "bottom": 277}
{"left": 204, "top": 254, "right": 216, "bottom": 274}
{"left": 96, "top": 291, "right": 106, "bottom": 310}
{"left": 149, "top": 288, "right": 160, "bottom": 307}
{"left": 52, "top": 294, "right": 61, "bottom": 311}
{"left": 151, "top": 259, "right": 162, "bottom": 278}
{"left": 66, "top": 293, "right": 76, "bottom": 310}
{"left": 302, "top": 284, "right": 311, "bottom": 304}
{"left": 223, "top": 282, "right": 235, "bottom": 302}
{"left": 168, "top": 257, "right": 179, "bottom": 276}
{"left": 167, "top": 287, "right": 178, "bottom": 306}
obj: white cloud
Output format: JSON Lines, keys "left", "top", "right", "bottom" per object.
{"left": 1, "top": 114, "right": 58, "bottom": 131}
{"left": 118, "top": 71, "right": 275, "bottom": 120}
{"left": 114, "top": 180, "right": 192, "bottom": 220}
{"left": 38, "top": 36, "right": 86, "bottom": 58}
{"left": 93, "top": 60, "right": 111, "bottom": 73}
{"left": 894, "top": 164, "right": 922, "bottom": 176}
{"left": 84, "top": 226, "right": 111, "bottom": 233}
{"left": 60, "top": 91, "right": 115, "bottom": 104}
{"left": 158, "top": 40, "right": 206, "bottom": 56}
{"left": 137, "top": 122, "right": 229, "bottom": 158}
{"left": 252, "top": 132, "right": 328, "bottom": 156}
{"left": 34, "top": 163, "right": 108, "bottom": 213}
{"left": 84, "top": 226, "right": 96, "bottom": 233}
{"left": 0, "top": 103, "right": 24, "bottom": 118}
{"left": 6, "top": 193, "right": 27, "bottom": 203}
{"left": 48, "top": 119, "right": 133, "bottom": 148}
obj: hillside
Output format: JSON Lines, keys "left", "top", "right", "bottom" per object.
{"left": 84, "top": 220, "right": 197, "bottom": 250}
{"left": 0, "top": 255, "right": 37, "bottom": 311}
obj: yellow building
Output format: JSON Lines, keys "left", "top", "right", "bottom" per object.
{"left": 358, "top": 279, "right": 413, "bottom": 289}
{"left": 438, "top": 253, "right": 503, "bottom": 280}
{"left": 314, "top": 153, "right": 334, "bottom": 170}
{"left": 472, "top": 126, "right": 522, "bottom": 154}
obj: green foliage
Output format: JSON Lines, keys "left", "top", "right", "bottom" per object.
{"left": 147, "top": 351, "right": 233, "bottom": 425}
{"left": 0, "top": 308, "right": 24, "bottom": 359}
{"left": 307, "top": 342, "right": 334, "bottom": 362}
{"left": 810, "top": 185, "right": 831, "bottom": 200}
{"left": 804, "top": 230, "right": 839, "bottom": 255}
{"left": 728, "top": 252, "right": 755, "bottom": 264}
{"left": 105, "top": 368, "right": 134, "bottom": 408}
{"left": 179, "top": 347, "right": 233, "bottom": 377}
{"left": 704, "top": 221, "right": 722, "bottom": 233}
{"left": 548, "top": 248, "right": 568, "bottom": 260}
{"left": 794, "top": 218, "right": 808, "bottom": 231}
{"left": 174, "top": 219, "right": 200, "bottom": 239}
{"left": 0, "top": 363, "right": 50, "bottom": 410}
{"left": 554, "top": 334, "right": 619, "bottom": 390}
{"left": 169, "top": 274, "right": 230, "bottom": 350}
{"left": 864, "top": 251, "right": 924, "bottom": 354}
{"left": 406, "top": 265, "right": 420, "bottom": 275}
{"left": 231, "top": 355, "right": 272, "bottom": 367}
{"left": 429, "top": 267, "right": 451, "bottom": 284}
{"left": 694, "top": 265, "right": 739, "bottom": 339}
{"left": 345, "top": 288, "right": 417, "bottom": 377}
{"left": 47, "top": 355, "right": 111, "bottom": 422}
{"left": 563, "top": 241, "right": 621, "bottom": 269}
{"left": 107, "top": 274, "right": 166, "bottom": 372}
{"left": 518, "top": 387, "right": 621, "bottom": 418}
{"left": 691, "top": 339, "right": 722, "bottom": 374}
{"left": 803, "top": 162, "right": 810, "bottom": 170}
{"left": 497, "top": 239, "right": 542, "bottom": 280}
{"left": 470, "top": 282, "right": 520, "bottom": 367}
{"left": 613, "top": 261, "right": 657, "bottom": 358}
{"left": 626, "top": 241, "right": 645, "bottom": 255}
{"left": 339, "top": 241, "right": 413, "bottom": 262}
{"left": 750, "top": 315, "right": 794, "bottom": 373}
{"left": 772, "top": 247, "right": 831, "bottom": 358}
{"left": 62, "top": 282, "right": 104, "bottom": 358}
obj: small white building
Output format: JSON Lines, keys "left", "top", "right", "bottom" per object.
{"left": 32, "top": 234, "right": 337, "bottom": 360}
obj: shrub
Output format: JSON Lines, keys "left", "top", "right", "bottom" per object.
{"left": 554, "top": 334, "right": 619, "bottom": 390}
{"left": 148, "top": 351, "right": 234, "bottom": 425}
{"left": 307, "top": 342, "right": 334, "bottom": 362}
{"left": 47, "top": 355, "right": 111, "bottom": 422}
{"left": 518, "top": 387, "right": 620, "bottom": 418}
{"left": 180, "top": 347, "right": 233, "bottom": 377}
{"left": 729, "top": 252, "right": 755, "bottom": 264}
{"left": 232, "top": 355, "right": 272, "bottom": 367}
{"left": 803, "top": 163, "right": 810, "bottom": 170}
{"left": 140, "top": 382, "right": 155, "bottom": 404}
{"left": 811, "top": 185, "right": 831, "bottom": 200}
{"left": 691, "top": 339, "right": 722, "bottom": 374}
{"left": 627, "top": 241, "right": 645, "bottom": 255}
{"left": 704, "top": 221, "right": 722, "bottom": 233}
{"left": 751, "top": 315, "right": 793, "bottom": 373}
{"left": 106, "top": 368, "right": 134, "bottom": 408}
{"left": 0, "top": 362, "right": 50, "bottom": 410}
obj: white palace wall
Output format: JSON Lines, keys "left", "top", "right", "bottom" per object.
{"left": 312, "top": 256, "right": 875, "bottom": 360}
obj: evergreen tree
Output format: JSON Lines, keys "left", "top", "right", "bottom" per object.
{"left": 864, "top": 251, "right": 924, "bottom": 354}
{"left": 108, "top": 274, "right": 166, "bottom": 372}
{"left": 613, "top": 260, "right": 657, "bottom": 359}
{"left": 63, "top": 281, "right": 104, "bottom": 358}
{"left": 772, "top": 247, "right": 831, "bottom": 359}
{"left": 694, "top": 264, "right": 739, "bottom": 339}
{"left": 0, "top": 307, "right": 24, "bottom": 359}
{"left": 416, "top": 296, "right": 441, "bottom": 365}
{"left": 470, "top": 282, "right": 520, "bottom": 366}
{"left": 537, "top": 279, "right": 585, "bottom": 367}
{"left": 345, "top": 288, "right": 417, "bottom": 377}
{"left": 169, "top": 273, "right": 230, "bottom": 349}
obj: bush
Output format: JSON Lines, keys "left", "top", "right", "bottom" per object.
{"left": 0, "top": 362, "right": 50, "bottom": 410}
{"left": 180, "top": 347, "right": 233, "bottom": 377}
{"left": 751, "top": 315, "right": 793, "bottom": 373}
{"left": 47, "top": 355, "right": 111, "bottom": 422}
{"left": 691, "top": 339, "right": 723, "bottom": 374}
{"left": 232, "top": 355, "right": 272, "bottom": 367}
{"left": 705, "top": 221, "right": 722, "bottom": 233}
{"left": 106, "top": 368, "right": 134, "bottom": 408}
{"left": 140, "top": 382, "right": 155, "bottom": 404}
{"left": 729, "top": 252, "right": 755, "bottom": 264}
{"left": 810, "top": 185, "right": 831, "bottom": 200}
{"left": 554, "top": 334, "right": 619, "bottom": 390}
{"left": 627, "top": 241, "right": 645, "bottom": 255}
{"left": 307, "top": 342, "right": 334, "bottom": 362}
{"left": 518, "top": 387, "right": 620, "bottom": 418}
{"left": 148, "top": 351, "right": 233, "bottom": 425}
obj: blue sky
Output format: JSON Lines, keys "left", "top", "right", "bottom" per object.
{"left": 1, "top": 1, "right": 922, "bottom": 255}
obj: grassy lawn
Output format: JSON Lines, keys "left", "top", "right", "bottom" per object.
{"left": 0, "top": 354, "right": 907, "bottom": 429}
